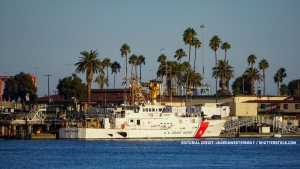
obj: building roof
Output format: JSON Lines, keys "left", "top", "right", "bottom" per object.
{"left": 34, "top": 88, "right": 183, "bottom": 105}
{"left": 245, "top": 100, "right": 300, "bottom": 103}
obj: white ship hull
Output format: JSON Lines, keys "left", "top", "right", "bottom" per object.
{"left": 59, "top": 105, "right": 226, "bottom": 139}
{"left": 59, "top": 120, "right": 225, "bottom": 139}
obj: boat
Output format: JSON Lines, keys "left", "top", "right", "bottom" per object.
{"left": 59, "top": 104, "right": 226, "bottom": 139}
{"left": 59, "top": 74, "right": 226, "bottom": 139}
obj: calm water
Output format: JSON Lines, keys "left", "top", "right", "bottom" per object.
{"left": 0, "top": 138, "right": 299, "bottom": 169}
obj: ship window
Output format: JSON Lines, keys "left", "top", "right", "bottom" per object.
{"left": 260, "top": 104, "right": 266, "bottom": 109}
{"left": 152, "top": 108, "right": 155, "bottom": 112}
{"left": 143, "top": 108, "right": 145, "bottom": 112}
{"left": 159, "top": 108, "right": 162, "bottom": 112}
{"left": 130, "top": 120, "right": 133, "bottom": 123}
{"left": 295, "top": 104, "right": 300, "bottom": 109}
{"left": 283, "top": 104, "right": 288, "bottom": 109}
{"left": 137, "top": 120, "right": 140, "bottom": 125}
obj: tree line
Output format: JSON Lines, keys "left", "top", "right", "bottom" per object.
{"left": 2, "top": 27, "right": 300, "bottom": 108}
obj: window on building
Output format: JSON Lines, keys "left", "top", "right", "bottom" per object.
{"left": 295, "top": 104, "right": 300, "bottom": 109}
{"left": 137, "top": 120, "right": 140, "bottom": 125}
{"left": 283, "top": 104, "right": 288, "bottom": 109}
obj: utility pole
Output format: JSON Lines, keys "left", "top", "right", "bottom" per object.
{"left": 44, "top": 74, "right": 52, "bottom": 96}
{"left": 200, "top": 24, "right": 206, "bottom": 81}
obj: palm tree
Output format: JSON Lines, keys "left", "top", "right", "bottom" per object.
{"left": 221, "top": 42, "right": 231, "bottom": 61}
{"left": 177, "top": 62, "right": 191, "bottom": 97}
{"left": 174, "top": 48, "right": 187, "bottom": 63}
{"left": 247, "top": 54, "right": 257, "bottom": 68}
{"left": 243, "top": 68, "right": 262, "bottom": 95}
{"left": 75, "top": 50, "right": 104, "bottom": 107}
{"left": 137, "top": 55, "right": 145, "bottom": 83}
{"left": 183, "top": 27, "right": 197, "bottom": 105}
{"left": 120, "top": 44, "right": 131, "bottom": 78}
{"left": 191, "top": 38, "right": 201, "bottom": 71}
{"left": 94, "top": 74, "right": 109, "bottom": 89}
{"left": 128, "top": 54, "right": 138, "bottom": 78}
{"left": 177, "top": 68, "right": 202, "bottom": 96}
{"left": 274, "top": 67, "right": 287, "bottom": 96}
{"left": 103, "top": 58, "right": 111, "bottom": 89}
{"left": 111, "top": 61, "right": 121, "bottom": 88}
{"left": 189, "top": 71, "right": 203, "bottom": 95}
{"left": 258, "top": 59, "right": 269, "bottom": 95}
{"left": 157, "top": 54, "right": 167, "bottom": 89}
{"left": 209, "top": 35, "right": 222, "bottom": 102}
{"left": 212, "top": 60, "right": 234, "bottom": 94}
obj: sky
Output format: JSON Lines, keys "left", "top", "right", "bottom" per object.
{"left": 1, "top": 0, "right": 300, "bottom": 97}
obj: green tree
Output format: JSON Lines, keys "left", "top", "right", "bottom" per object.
{"left": 247, "top": 54, "right": 257, "bottom": 68}
{"left": 280, "top": 84, "right": 289, "bottom": 96}
{"left": 75, "top": 50, "right": 104, "bottom": 107}
{"left": 287, "top": 79, "right": 300, "bottom": 96}
{"left": 174, "top": 48, "right": 187, "bottom": 63}
{"left": 231, "top": 76, "right": 251, "bottom": 95}
{"left": 137, "top": 55, "right": 145, "bottom": 83}
{"left": 111, "top": 61, "right": 121, "bottom": 88}
{"left": 120, "top": 44, "right": 131, "bottom": 79}
{"left": 212, "top": 60, "right": 234, "bottom": 94}
{"left": 274, "top": 67, "right": 287, "bottom": 96}
{"left": 57, "top": 74, "right": 87, "bottom": 101}
{"left": 209, "top": 35, "right": 222, "bottom": 101}
{"left": 258, "top": 59, "right": 269, "bottom": 96}
{"left": 94, "top": 74, "right": 109, "bottom": 89}
{"left": 243, "top": 68, "right": 262, "bottom": 95}
{"left": 103, "top": 58, "right": 111, "bottom": 89}
{"left": 2, "top": 72, "right": 37, "bottom": 111}
{"left": 183, "top": 27, "right": 197, "bottom": 105}
{"left": 191, "top": 38, "right": 201, "bottom": 71}
{"left": 221, "top": 42, "right": 231, "bottom": 62}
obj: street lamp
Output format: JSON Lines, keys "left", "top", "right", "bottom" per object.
{"left": 200, "top": 24, "right": 206, "bottom": 81}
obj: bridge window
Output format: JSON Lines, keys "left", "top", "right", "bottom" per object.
{"left": 283, "top": 104, "right": 288, "bottom": 109}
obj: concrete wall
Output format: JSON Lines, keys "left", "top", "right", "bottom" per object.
{"left": 230, "top": 103, "right": 258, "bottom": 117}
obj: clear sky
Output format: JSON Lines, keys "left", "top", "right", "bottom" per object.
{"left": 1, "top": 0, "right": 299, "bottom": 97}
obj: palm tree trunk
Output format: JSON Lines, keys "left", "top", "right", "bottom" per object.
{"left": 251, "top": 78, "right": 254, "bottom": 95}
{"left": 221, "top": 76, "right": 226, "bottom": 93}
{"left": 126, "top": 56, "right": 128, "bottom": 78}
{"left": 140, "top": 65, "right": 142, "bottom": 83}
{"left": 263, "top": 70, "right": 266, "bottom": 96}
{"left": 135, "top": 65, "right": 138, "bottom": 78}
{"left": 106, "top": 67, "right": 109, "bottom": 89}
{"left": 87, "top": 81, "right": 91, "bottom": 107}
{"left": 193, "top": 46, "right": 196, "bottom": 71}
{"left": 215, "top": 51, "right": 218, "bottom": 103}
{"left": 186, "top": 44, "right": 191, "bottom": 106}
{"left": 114, "top": 73, "right": 116, "bottom": 89}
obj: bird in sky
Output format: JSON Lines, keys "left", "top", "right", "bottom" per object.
{"left": 160, "top": 48, "right": 166, "bottom": 51}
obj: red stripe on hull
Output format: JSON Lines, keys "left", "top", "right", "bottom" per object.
{"left": 194, "top": 122, "right": 209, "bottom": 138}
